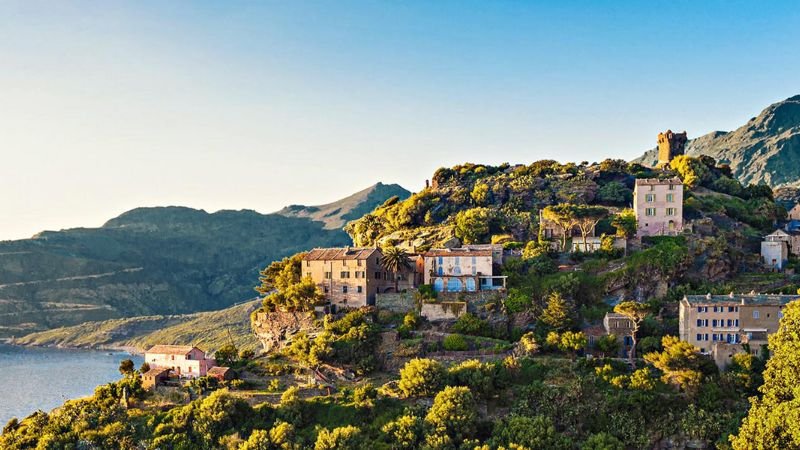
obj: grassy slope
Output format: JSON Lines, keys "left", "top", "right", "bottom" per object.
{"left": 11, "top": 299, "right": 262, "bottom": 353}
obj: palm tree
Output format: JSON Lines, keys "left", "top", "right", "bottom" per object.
{"left": 380, "top": 246, "right": 413, "bottom": 293}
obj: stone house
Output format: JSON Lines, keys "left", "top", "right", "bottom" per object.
{"left": 761, "top": 235, "right": 788, "bottom": 270}
{"left": 142, "top": 367, "right": 171, "bottom": 390}
{"left": 678, "top": 293, "right": 798, "bottom": 368}
{"left": 423, "top": 247, "right": 506, "bottom": 293}
{"left": 603, "top": 312, "right": 635, "bottom": 355}
{"left": 303, "top": 247, "right": 416, "bottom": 309}
{"left": 788, "top": 203, "right": 800, "bottom": 221}
{"left": 633, "top": 178, "right": 684, "bottom": 237}
{"left": 768, "top": 228, "right": 800, "bottom": 256}
{"left": 207, "top": 366, "right": 235, "bottom": 382}
{"left": 145, "top": 345, "right": 215, "bottom": 379}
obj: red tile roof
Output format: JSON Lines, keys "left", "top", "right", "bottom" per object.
{"left": 146, "top": 345, "right": 200, "bottom": 356}
{"left": 303, "top": 247, "right": 380, "bottom": 261}
{"left": 207, "top": 366, "right": 232, "bottom": 376}
{"left": 423, "top": 248, "right": 493, "bottom": 257}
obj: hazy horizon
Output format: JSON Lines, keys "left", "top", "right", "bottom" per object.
{"left": 2, "top": 1, "right": 799, "bottom": 240}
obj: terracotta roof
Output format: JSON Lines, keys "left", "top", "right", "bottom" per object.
{"left": 144, "top": 367, "right": 171, "bottom": 377}
{"left": 208, "top": 366, "right": 232, "bottom": 376}
{"left": 303, "top": 247, "right": 380, "bottom": 261}
{"left": 683, "top": 293, "right": 800, "bottom": 306}
{"left": 423, "top": 248, "right": 493, "bottom": 257}
{"left": 634, "top": 177, "right": 683, "bottom": 185}
{"left": 145, "top": 345, "right": 200, "bottom": 356}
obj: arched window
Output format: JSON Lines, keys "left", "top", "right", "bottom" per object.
{"left": 447, "top": 278, "right": 462, "bottom": 292}
{"left": 465, "top": 278, "right": 476, "bottom": 292}
{"left": 453, "top": 266, "right": 462, "bottom": 275}
{"left": 433, "top": 278, "right": 444, "bottom": 292}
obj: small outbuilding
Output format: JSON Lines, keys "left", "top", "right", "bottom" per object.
{"left": 142, "top": 367, "right": 171, "bottom": 390}
{"left": 207, "top": 366, "right": 235, "bottom": 382}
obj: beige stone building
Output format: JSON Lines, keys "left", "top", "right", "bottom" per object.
{"left": 302, "top": 247, "right": 396, "bottom": 309}
{"left": 633, "top": 178, "right": 684, "bottom": 237}
{"left": 423, "top": 247, "right": 506, "bottom": 293}
{"left": 603, "top": 312, "right": 635, "bottom": 356}
{"left": 678, "top": 293, "right": 798, "bottom": 368}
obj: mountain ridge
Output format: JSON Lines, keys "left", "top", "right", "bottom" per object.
{"left": 634, "top": 95, "right": 800, "bottom": 187}
{"left": 0, "top": 185, "right": 405, "bottom": 338}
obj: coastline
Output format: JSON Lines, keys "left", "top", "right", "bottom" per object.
{"left": 2, "top": 338, "right": 144, "bottom": 355}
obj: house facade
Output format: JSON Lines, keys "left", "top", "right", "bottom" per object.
{"left": 423, "top": 247, "right": 506, "bottom": 293}
{"left": 678, "top": 294, "right": 798, "bottom": 368}
{"left": 760, "top": 238, "right": 788, "bottom": 270}
{"left": 145, "top": 345, "right": 215, "bottom": 379}
{"left": 603, "top": 312, "right": 635, "bottom": 355}
{"left": 768, "top": 228, "right": 800, "bottom": 256}
{"left": 303, "top": 248, "right": 394, "bottom": 308}
{"left": 633, "top": 178, "right": 684, "bottom": 237}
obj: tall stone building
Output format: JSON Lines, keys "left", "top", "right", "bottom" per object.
{"left": 657, "top": 130, "right": 688, "bottom": 167}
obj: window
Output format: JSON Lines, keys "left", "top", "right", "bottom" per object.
{"left": 472, "top": 256, "right": 477, "bottom": 265}
{"left": 666, "top": 193, "right": 675, "bottom": 202}
{"left": 438, "top": 256, "right": 443, "bottom": 265}
{"left": 645, "top": 208, "right": 656, "bottom": 216}
{"left": 728, "top": 306, "right": 734, "bottom": 312}
{"left": 645, "top": 194, "right": 656, "bottom": 202}
{"left": 357, "top": 286, "right": 362, "bottom": 293}
{"left": 696, "top": 333, "right": 703, "bottom": 341}
{"left": 374, "top": 271, "right": 381, "bottom": 279}
{"left": 324, "top": 272, "right": 332, "bottom": 279}
{"left": 712, "top": 334, "right": 718, "bottom": 342}
{"left": 704, "top": 334, "right": 709, "bottom": 341}
{"left": 342, "top": 286, "right": 348, "bottom": 294}
{"left": 305, "top": 261, "right": 310, "bottom": 267}
{"left": 735, "top": 319, "right": 739, "bottom": 327}
{"left": 666, "top": 208, "right": 677, "bottom": 216}
{"left": 354, "top": 271, "right": 361, "bottom": 279}
{"left": 753, "top": 310, "right": 760, "bottom": 319}
{"left": 323, "top": 286, "right": 329, "bottom": 293}
{"left": 696, "top": 319, "right": 703, "bottom": 327}
{"left": 669, "top": 184, "right": 675, "bottom": 190}
{"left": 712, "top": 319, "right": 718, "bottom": 327}
{"left": 649, "top": 185, "right": 654, "bottom": 191}
{"left": 727, "top": 319, "right": 733, "bottom": 327}
{"left": 306, "top": 272, "right": 311, "bottom": 278}
{"left": 697, "top": 306, "right": 703, "bottom": 313}
{"left": 340, "top": 271, "right": 350, "bottom": 279}
{"left": 357, "top": 259, "right": 362, "bottom": 266}
{"left": 454, "top": 256, "right": 460, "bottom": 266}
{"left": 713, "top": 306, "right": 718, "bottom": 313}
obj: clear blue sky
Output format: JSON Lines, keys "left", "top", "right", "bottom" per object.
{"left": 1, "top": 1, "right": 798, "bottom": 240}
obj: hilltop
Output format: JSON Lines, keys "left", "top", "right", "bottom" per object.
{"left": 276, "top": 182, "right": 411, "bottom": 230}
{"left": 0, "top": 184, "right": 404, "bottom": 338}
{"left": 635, "top": 95, "right": 800, "bottom": 187}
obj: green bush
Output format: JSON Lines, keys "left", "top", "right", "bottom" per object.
{"left": 443, "top": 334, "right": 469, "bottom": 351}
{"left": 452, "top": 313, "right": 491, "bottom": 337}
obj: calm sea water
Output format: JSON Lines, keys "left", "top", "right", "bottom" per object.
{"left": 0, "top": 344, "right": 143, "bottom": 425}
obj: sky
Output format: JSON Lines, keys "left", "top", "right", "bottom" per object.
{"left": 1, "top": 1, "right": 799, "bottom": 240}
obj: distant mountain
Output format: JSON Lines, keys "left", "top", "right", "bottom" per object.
{"left": 12, "top": 299, "right": 262, "bottom": 353}
{"left": 0, "top": 184, "right": 404, "bottom": 338}
{"left": 634, "top": 95, "right": 800, "bottom": 187}
{"left": 275, "top": 182, "right": 411, "bottom": 230}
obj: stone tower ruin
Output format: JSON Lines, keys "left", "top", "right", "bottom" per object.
{"left": 657, "top": 130, "right": 688, "bottom": 167}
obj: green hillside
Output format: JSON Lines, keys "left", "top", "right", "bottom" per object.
{"left": 0, "top": 184, "right": 404, "bottom": 338}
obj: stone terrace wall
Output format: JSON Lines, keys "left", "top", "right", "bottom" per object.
{"left": 421, "top": 302, "right": 466, "bottom": 321}
{"left": 375, "top": 292, "right": 416, "bottom": 314}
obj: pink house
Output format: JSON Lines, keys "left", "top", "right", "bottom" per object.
{"left": 144, "top": 345, "right": 216, "bottom": 379}
{"left": 633, "top": 178, "right": 684, "bottom": 237}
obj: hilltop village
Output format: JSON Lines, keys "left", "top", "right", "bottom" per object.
{"left": 4, "top": 131, "right": 800, "bottom": 449}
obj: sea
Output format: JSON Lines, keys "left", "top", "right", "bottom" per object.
{"left": 0, "top": 344, "right": 143, "bottom": 425}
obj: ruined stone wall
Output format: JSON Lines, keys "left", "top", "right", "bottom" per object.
{"left": 375, "top": 292, "right": 416, "bottom": 313}
{"left": 421, "top": 302, "right": 466, "bottom": 321}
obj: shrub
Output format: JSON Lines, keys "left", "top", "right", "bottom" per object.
{"left": 443, "top": 334, "right": 469, "bottom": 351}
{"left": 519, "top": 332, "right": 540, "bottom": 355}
{"left": 452, "top": 313, "right": 490, "bottom": 336}
{"left": 314, "top": 425, "right": 363, "bottom": 450}
{"left": 424, "top": 386, "right": 477, "bottom": 444}
{"left": 398, "top": 358, "right": 446, "bottom": 397}
{"left": 447, "top": 359, "right": 495, "bottom": 398}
